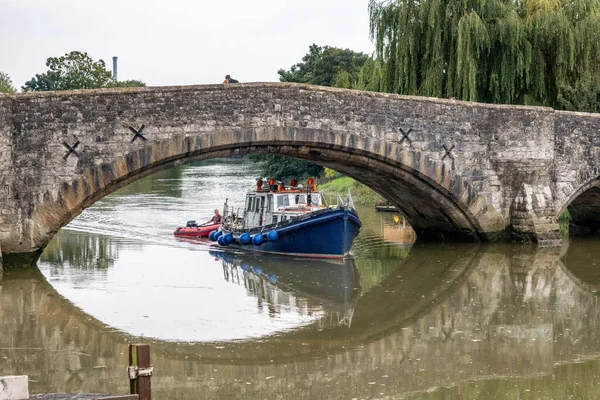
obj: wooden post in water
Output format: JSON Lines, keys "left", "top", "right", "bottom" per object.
{"left": 128, "top": 344, "right": 152, "bottom": 400}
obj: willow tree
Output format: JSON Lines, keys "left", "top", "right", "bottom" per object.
{"left": 361, "top": 0, "right": 600, "bottom": 111}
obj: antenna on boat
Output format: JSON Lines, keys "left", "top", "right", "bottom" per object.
{"left": 223, "top": 198, "right": 229, "bottom": 221}
{"left": 347, "top": 189, "right": 355, "bottom": 209}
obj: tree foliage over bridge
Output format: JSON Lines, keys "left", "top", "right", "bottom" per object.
{"left": 360, "top": 0, "right": 600, "bottom": 112}
{"left": 0, "top": 71, "right": 16, "bottom": 93}
{"left": 22, "top": 51, "right": 146, "bottom": 92}
{"left": 278, "top": 44, "right": 369, "bottom": 89}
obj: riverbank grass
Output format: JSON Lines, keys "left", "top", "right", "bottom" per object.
{"left": 319, "top": 176, "right": 383, "bottom": 206}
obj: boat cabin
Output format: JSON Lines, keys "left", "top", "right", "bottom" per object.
{"left": 243, "top": 179, "right": 324, "bottom": 229}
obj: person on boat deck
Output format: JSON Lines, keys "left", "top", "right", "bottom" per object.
{"left": 223, "top": 74, "right": 239, "bottom": 84}
{"left": 205, "top": 209, "right": 222, "bottom": 225}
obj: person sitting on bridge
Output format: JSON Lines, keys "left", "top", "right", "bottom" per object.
{"left": 223, "top": 74, "right": 239, "bottom": 84}
{"left": 205, "top": 209, "right": 222, "bottom": 225}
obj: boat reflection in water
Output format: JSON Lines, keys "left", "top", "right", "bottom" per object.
{"left": 210, "top": 250, "right": 360, "bottom": 329}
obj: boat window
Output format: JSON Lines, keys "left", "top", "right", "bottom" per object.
{"left": 247, "top": 196, "right": 254, "bottom": 211}
{"left": 276, "top": 195, "right": 289, "bottom": 208}
{"left": 255, "top": 197, "right": 262, "bottom": 212}
{"left": 295, "top": 194, "right": 306, "bottom": 204}
{"left": 267, "top": 195, "right": 273, "bottom": 211}
{"left": 272, "top": 216, "right": 277, "bottom": 224}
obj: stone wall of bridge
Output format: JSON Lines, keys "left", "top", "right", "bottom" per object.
{"left": 0, "top": 83, "right": 598, "bottom": 254}
{"left": 554, "top": 111, "right": 600, "bottom": 233}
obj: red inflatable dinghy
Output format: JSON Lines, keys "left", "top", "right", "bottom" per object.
{"left": 174, "top": 221, "right": 220, "bottom": 238}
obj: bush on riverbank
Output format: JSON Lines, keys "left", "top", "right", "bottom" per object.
{"left": 319, "top": 176, "right": 384, "bottom": 206}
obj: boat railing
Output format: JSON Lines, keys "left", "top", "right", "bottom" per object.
{"left": 321, "top": 190, "right": 356, "bottom": 210}
{"left": 222, "top": 199, "right": 245, "bottom": 229}
{"left": 316, "top": 308, "right": 355, "bottom": 329}
{"left": 347, "top": 189, "right": 355, "bottom": 209}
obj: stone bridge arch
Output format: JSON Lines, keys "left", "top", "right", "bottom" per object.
{"left": 14, "top": 128, "right": 486, "bottom": 255}
{"left": 556, "top": 178, "right": 600, "bottom": 235}
{"left": 1, "top": 82, "right": 573, "bottom": 255}
{"left": 553, "top": 110, "right": 600, "bottom": 236}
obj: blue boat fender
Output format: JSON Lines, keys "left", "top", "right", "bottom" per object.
{"left": 223, "top": 233, "right": 234, "bottom": 245}
{"left": 267, "top": 230, "right": 279, "bottom": 242}
{"left": 253, "top": 265, "right": 264, "bottom": 275}
{"left": 217, "top": 235, "right": 225, "bottom": 246}
{"left": 209, "top": 230, "right": 219, "bottom": 241}
{"left": 268, "top": 274, "right": 278, "bottom": 284}
{"left": 252, "top": 234, "right": 264, "bottom": 246}
{"left": 239, "top": 232, "right": 251, "bottom": 245}
{"left": 240, "top": 262, "right": 251, "bottom": 271}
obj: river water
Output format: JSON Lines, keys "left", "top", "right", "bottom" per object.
{"left": 2, "top": 160, "right": 600, "bottom": 399}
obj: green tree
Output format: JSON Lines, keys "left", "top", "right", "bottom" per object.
{"left": 278, "top": 44, "right": 369, "bottom": 87}
{"left": 0, "top": 71, "right": 15, "bottom": 93}
{"left": 107, "top": 79, "right": 147, "bottom": 88}
{"left": 363, "top": 0, "right": 600, "bottom": 112}
{"left": 356, "top": 58, "right": 384, "bottom": 92}
{"left": 251, "top": 155, "right": 324, "bottom": 181}
{"left": 557, "top": 80, "right": 600, "bottom": 113}
{"left": 324, "top": 167, "right": 344, "bottom": 180}
{"left": 23, "top": 51, "right": 146, "bottom": 91}
{"left": 333, "top": 70, "right": 351, "bottom": 89}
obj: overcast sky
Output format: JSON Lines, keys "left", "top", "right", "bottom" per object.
{"left": 1, "top": 0, "right": 375, "bottom": 89}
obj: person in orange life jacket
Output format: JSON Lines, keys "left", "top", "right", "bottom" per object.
{"left": 205, "top": 209, "right": 222, "bottom": 225}
{"left": 223, "top": 74, "right": 239, "bottom": 84}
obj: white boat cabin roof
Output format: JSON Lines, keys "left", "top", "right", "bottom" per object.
{"left": 241, "top": 179, "right": 325, "bottom": 229}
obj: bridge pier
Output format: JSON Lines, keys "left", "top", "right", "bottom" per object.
{"left": 510, "top": 183, "right": 562, "bottom": 245}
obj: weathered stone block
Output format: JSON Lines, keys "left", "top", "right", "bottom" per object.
{"left": 0, "top": 375, "right": 29, "bottom": 400}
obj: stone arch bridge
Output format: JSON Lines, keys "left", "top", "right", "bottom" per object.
{"left": 0, "top": 83, "right": 599, "bottom": 256}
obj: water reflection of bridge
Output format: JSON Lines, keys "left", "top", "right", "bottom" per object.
{"left": 1, "top": 242, "right": 600, "bottom": 399}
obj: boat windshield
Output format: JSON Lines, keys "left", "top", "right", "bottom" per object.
{"left": 276, "top": 195, "right": 290, "bottom": 209}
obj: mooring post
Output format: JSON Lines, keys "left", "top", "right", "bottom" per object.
{"left": 128, "top": 344, "right": 152, "bottom": 400}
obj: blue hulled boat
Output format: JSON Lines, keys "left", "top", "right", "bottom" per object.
{"left": 209, "top": 178, "right": 362, "bottom": 258}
